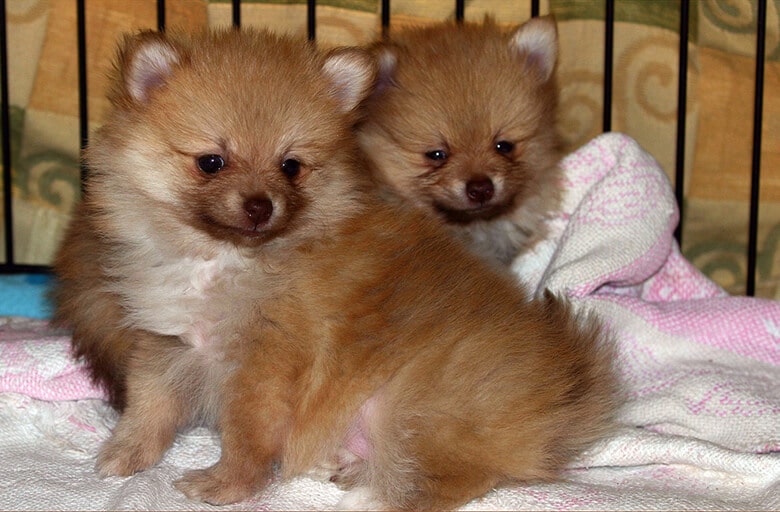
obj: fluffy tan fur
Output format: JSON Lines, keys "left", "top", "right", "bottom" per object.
{"left": 358, "top": 16, "right": 563, "bottom": 266}
{"left": 53, "top": 27, "right": 617, "bottom": 510}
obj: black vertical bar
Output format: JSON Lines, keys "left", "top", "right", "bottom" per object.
{"left": 77, "top": 0, "right": 88, "bottom": 185}
{"left": 531, "top": 0, "right": 540, "bottom": 17}
{"left": 0, "top": 0, "right": 13, "bottom": 265}
{"left": 603, "top": 0, "right": 614, "bottom": 132}
{"left": 746, "top": 0, "right": 767, "bottom": 297}
{"left": 232, "top": 0, "right": 241, "bottom": 28}
{"left": 381, "top": 0, "right": 390, "bottom": 38}
{"left": 157, "top": 0, "right": 166, "bottom": 31}
{"left": 307, "top": 0, "right": 316, "bottom": 41}
{"left": 455, "top": 0, "right": 464, "bottom": 22}
{"left": 673, "top": 0, "right": 689, "bottom": 244}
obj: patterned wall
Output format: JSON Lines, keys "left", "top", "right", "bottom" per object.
{"left": 1, "top": 0, "right": 778, "bottom": 296}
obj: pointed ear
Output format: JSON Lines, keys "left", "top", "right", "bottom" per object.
{"left": 116, "top": 31, "right": 183, "bottom": 105}
{"left": 322, "top": 47, "right": 376, "bottom": 112}
{"left": 509, "top": 15, "right": 558, "bottom": 83}
{"left": 373, "top": 46, "right": 398, "bottom": 97}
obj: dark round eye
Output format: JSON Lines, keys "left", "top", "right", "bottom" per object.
{"left": 281, "top": 158, "right": 301, "bottom": 179}
{"left": 424, "top": 149, "right": 448, "bottom": 162}
{"left": 495, "top": 140, "right": 515, "bottom": 154}
{"left": 197, "top": 154, "right": 225, "bottom": 174}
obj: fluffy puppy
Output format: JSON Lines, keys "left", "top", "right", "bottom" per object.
{"left": 52, "top": 28, "right": 617, "bottom": 510}
{"left": 357, "top": 16, "right": 563, "bottom": 266}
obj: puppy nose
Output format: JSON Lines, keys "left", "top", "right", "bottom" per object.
{"left": 243, "top": 197, "right": 273, "bottom": 225}
{"left": 466, "top": 178, "right": 494, "bottom": 204}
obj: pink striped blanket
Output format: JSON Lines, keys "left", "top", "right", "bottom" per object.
{"left": 0, "top": 133, "right": 777, "bottom": 510}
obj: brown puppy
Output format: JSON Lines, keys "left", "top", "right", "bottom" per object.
{"left": 52, "top": 28, "right": 616, "bottom": 510}
{"left": 357, "top": 16, "right": 563, "bottom": 266}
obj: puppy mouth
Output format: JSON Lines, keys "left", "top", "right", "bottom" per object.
{"left": 232, "top": 226, "right": 267, "bottom": 238}
{"left": 433, "top": 201, "right": 514, "bottom": 224}
{"left": 197, "top": 215, "right": 277, "bottom": 245}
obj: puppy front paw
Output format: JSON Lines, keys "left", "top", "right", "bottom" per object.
{"left": 174, "top": 465, "right": 258, "bottom": 505}
{"left": 96, "top": 438, "right": 161, "bottom": 477}
{"left": 327, "top": 448, "right": 365, "bottom": 489}
{"left": 336, "top": 487, "right": 386, "bottom": 511}
{"left": 307, "top": 460, "right": 340, "bottom": 482}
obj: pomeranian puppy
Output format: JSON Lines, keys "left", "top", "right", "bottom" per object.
{"left": 52, "top": 28, "right": 617, "bottom": 510}
{"left": 357, "top": 16, "right": 563, "bottom": 266}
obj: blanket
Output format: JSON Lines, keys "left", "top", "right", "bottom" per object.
{"left": 0, "top": 133, "right": 778, "bottom": 510}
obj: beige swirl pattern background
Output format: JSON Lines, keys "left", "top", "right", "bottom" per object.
{"left": 1, "top": 0, "right": 778, "bottom": 296}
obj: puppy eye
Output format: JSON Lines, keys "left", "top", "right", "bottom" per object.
{"left": 495, "top": 141, "right": 515, "bottom": 154}
{"left": 281, "top": 158, "right": 301, "bottom": 179}
{"left": 424, "top": 149, "right": 448, "bottom": 162}
{"left": 197, "top": 154, "right": 225, "bottom": 174}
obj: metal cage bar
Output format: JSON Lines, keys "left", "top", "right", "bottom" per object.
{"left": 1, "top": 0, "right": 13, "bottom": 268}
{"left": 307, "top": 0, "right": 316, "bottom": 41}
{"left": 0, "top": 0, "right": 770, "bottom": 294}
{"left": 746, "top": 0, "right": 768, "bottom": 297}
{"left": 77, "top": 0, "right": 88, "bottom": 181}
{"left": 157, "top": 0, "right": 166, "bottom": 31}
{"left": 381, "top": 0, "right": 390, "bottom": 37}
{"left": 602, "top": 0, "right": 614, "bottom": 132}
{"left": 233, "top": 0, "right": 242, "bottom": 28}
{"left": 673, "top": 0, "right": 690, "bottom": 245}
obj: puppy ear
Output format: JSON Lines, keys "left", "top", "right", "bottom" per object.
{"left": 373, "top": 46, "right": 398, "bottom": 96}
{"left": 509, "top": 15, "right": 558, "bottom": 83}
{"left": 115, "top": 31, "right": 183, "bottom": 105}
{"left": 322, "top": 47, "right": 376, "bottom": 112}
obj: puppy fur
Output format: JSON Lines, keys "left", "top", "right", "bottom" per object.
{"left": 52, "top": 28, "right": 617, "bottom": 510}
{"left": 357, "top": 16, "right": 563, "bottom": 266}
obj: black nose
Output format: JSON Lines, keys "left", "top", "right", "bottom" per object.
{"left": 243, "top": 197, "right": 273, "bottom": 225}
{"left": 465, "top": 178, "right": 494, "bottom": 204}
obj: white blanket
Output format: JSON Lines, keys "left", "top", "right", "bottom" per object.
{"left": 0, "top": 133, "right": 778, "bottom": 510}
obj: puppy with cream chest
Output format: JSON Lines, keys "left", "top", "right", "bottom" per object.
{"left": 52, "top": 27, "right": 616, "bottom": 510}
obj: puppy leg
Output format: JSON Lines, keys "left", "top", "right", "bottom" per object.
{"left": 337, "top": 486, "right": 386, "bottom": 511}
{"left": 175, "top": 346, "right": 294, "bottom": 505}
{"left": 97, "top": 334, "right": 192, "bottom": 476}
{"left": 371, "top": 453, "right": 500, "bottom": 510}
{"left": 53, "top": 276, "right": 134, "bottom": 409}
{"left": 356, "top": 413, "right": 502, "bottom": 510}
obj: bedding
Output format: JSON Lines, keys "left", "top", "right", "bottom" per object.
{"left": 0, "top": 133, "right": 777, "bottom": 510}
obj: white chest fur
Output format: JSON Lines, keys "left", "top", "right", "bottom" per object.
{"left": 460, "top": 195, "right": 552, "bottom": 266}
{"left": 111, "top": 247, "right": 252, "bottom": 353}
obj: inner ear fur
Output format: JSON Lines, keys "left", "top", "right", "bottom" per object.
{"left": 322, "top": 47, "right": 377, "bottom": 113}
{"left": 110, "top": 30, "right": 186, "bottom": 107}
{"left": 509, "top": 15, "right": 559, "bottom": 83}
